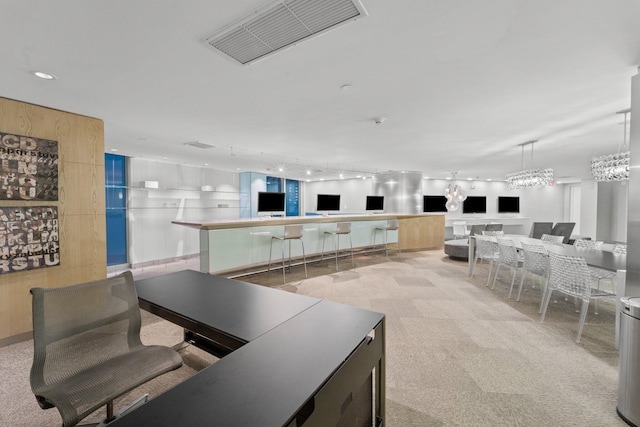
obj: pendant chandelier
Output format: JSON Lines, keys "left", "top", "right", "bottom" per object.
{"left": 444, "top": 171, "right": 466, "bottom": 211}
{"left": 505, "top": 140, "right": 554, "bottom": 189}
{"left": 590, "top": 109, "right": 630, "bottom": 182}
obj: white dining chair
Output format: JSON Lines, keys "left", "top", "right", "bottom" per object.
{"left": 472, "top": 235, "right": 500, "bottom": 287}
{"left": 492, "top": 237, "right": 523, "bottom": 298}
{"left": 541, "top": 251, "right": 616, "bottom": 343}
{"left": 519, "top": 241, "right": 549, "bottom": 307}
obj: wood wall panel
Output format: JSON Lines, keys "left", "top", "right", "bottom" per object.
{"left": 0, "top": 97, "right": 106, "bottom": 340}
{"left": 398, "top": 215, "right": 445, "bottom": 250}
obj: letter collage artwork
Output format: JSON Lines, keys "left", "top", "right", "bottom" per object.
{"left": 0, "top": 132, "right": 58, "bottom": 201}
{"left": 0, "top": 206, "right": 59, "bottom": 273}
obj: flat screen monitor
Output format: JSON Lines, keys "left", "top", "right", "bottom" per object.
{"left": 317, "top": 194, "right": 340, "bottom": 211}
{"left": 366, "top": 195, "right": 384, "bottom": 211}
{"left": 257, "top": 192, "right": 285, "bottom": 213}
{"left": 498, "top": 196, "right": 520, "bottom": 213}
{"left": 423, "top": 195, "right": 447, "bottom": 213}
{"left": 463, "top": 196, "right": 486, "bottom": 214}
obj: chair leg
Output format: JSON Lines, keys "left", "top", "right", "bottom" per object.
{"left": 334, "top": 234, "right": 339, "bottom": 271}
{"left": 384, "top": 229, "right": 389, "bottom": 259}
{"left": 576, "top": 299, "right": 590, "bottom": 343}
{"left": 300, "top": 239, "right": 308, "bottom": 278}
{"left": 349, "top": 234, "right": 354, "bottom": 267}
{"left": 538, "top": 277, "right": 549, "bottom": 314}
{"left": 471, "top": 255, "right": 480, "bottom": 278}
{"left": 508, "top": 268, "right": 517, "bottom": 299}
{"left": 540, "top": 288, "right": 554, "bottom": 322}
{"left": 321, "top": 233, "right": 327, "bottom": 262}
{"left": 516, "top": 270, "right": 526, "bottom": 301}
{"left": 268, "top": 237, "right": 275, "bottom": 278}
{"left": 491, "top": 264, "right": 501, "bottom": 289}
{"left": 486, "top": 260, "right": 494, "bottom": 287}
{"left": 281, "top": 239, "right": 286, "bottom": 284}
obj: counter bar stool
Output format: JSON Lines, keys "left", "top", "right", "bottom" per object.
{"left": 321, "top": 222, "right": 354, "bottom": 271}
{"left": 268, "top": 224, "right": 308, "bottom": 283}
{"left": 374, "top": 219, "right": 400, "bottom": 259}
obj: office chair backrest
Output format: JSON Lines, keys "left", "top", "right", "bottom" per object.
{"left": 31, "top": 272, "right": 142, "bottom": 397}
{"left": 469, "top": 224, "right": 486, "bottom": 236}
{"left": 30, "top": 271, "right": 182, "bottom": 427}
{"left": 551, "top": 222, "right": 575, "bottom": 244}
{"left": 529, "top": 222, "right": 553, "bottom": 239}
{"left": 485, "top": 223, "right": 503, "bottom": 232}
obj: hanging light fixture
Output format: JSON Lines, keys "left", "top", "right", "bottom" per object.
{"left": 444, "top": 172, "right": 467, "bottom": 211}
{"left": 591, "top": 109, "right": 631, "bottom": 182}
{"left": 505, "top": 140, "right": 554, "bottom": 189}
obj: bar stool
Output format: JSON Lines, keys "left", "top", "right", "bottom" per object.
{"left": 268, "top": 224, "right": 307, "bottom": 283}
{"left": 321, "top": 222, "right": 354, "bottom": 271}
{"left": 373, "top": 219, "right": 400, "bottom": 259}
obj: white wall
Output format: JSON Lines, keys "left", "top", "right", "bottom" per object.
{"left": 303, "top": 177, "right": 566, "bottom": 236}
{"left": 303, "top": 179, "right": 374, "bottom": 213}
{"left": 579, "top": 179, "right": 599, "bottom": 240}
{"left": 127, "top": 158, "right": 240, "bottom": 266}
{"left": 423, "top": 179, "right": 565, "bottom": 235}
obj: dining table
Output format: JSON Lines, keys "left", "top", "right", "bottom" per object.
{"left": 468, "top": 234, "right": 627, "bottom": 348}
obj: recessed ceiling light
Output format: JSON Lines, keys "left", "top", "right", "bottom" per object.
{"left": 110, "top": 148, "right": 118, "bottom": 152}
{"left": 341, "top": 84, "right": 353, "bottom": 90}
{"left": 487, "top": 178, "right": 492, "bottom": 181}
{"left": 33, "top": 71, "right": 55, "bottom": 80}
{"left": 204, "top": 163, "right": 209, "bottom": 166}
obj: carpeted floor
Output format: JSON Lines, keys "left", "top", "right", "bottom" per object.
{"left": 0, "top": 249, "right": 625, "bottom": 426}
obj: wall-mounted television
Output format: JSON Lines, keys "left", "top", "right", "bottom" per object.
{"left": 317, "top": 194, "right": 341, "bottom": 211}
{"left": 423, "top": 195, "right": 447, "bottom": 213}
{"left": 462, "top": 196, "right": 486, "bottom": 214}
{"left": 257, "top": 191, "right": 285, "bottom": 213}
{"left": 365, "top": 195, "right": 384, "bottom": 211}
{"left": 498, "top": 196, "right": 520, "bottom": 213}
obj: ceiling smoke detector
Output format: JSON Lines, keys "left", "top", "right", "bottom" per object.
{"left": 374, "top": 117, "right": 386, "bottom": 125}
{"left": 202, "top": 0, "right": 368, "bottom": 65}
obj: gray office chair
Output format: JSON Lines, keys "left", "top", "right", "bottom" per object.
{"left": 321, "top": 222, "right": 355, "bottom": 271}
{"left": 551, "top": 222, "right": 575, "bottom": 244}
{"left": 268, "top": 224, "right": 308, "bottom": 283}
{"left": 30, "top": 271, "right": 183, "bottom": 427}
{"left": 373, "top": 219, "right": 400, "bottom": 259}
{"left": 528, "top": 222, "right": 553, "bottom": 239}
{"left": 469, "top": 223, "right": 486, "bottom": 237}
{"left": 484, "top": 223, "right": 503, "bottom": 232}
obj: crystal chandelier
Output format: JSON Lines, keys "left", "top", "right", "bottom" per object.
{"left": 505, "top": 140, "right": 554, "bottom": 189}
{"left": 591, "top": 109, "right": 630, "bottom": 182}
{"left": 444, "top": 172, "right": 466, "bottom": 211}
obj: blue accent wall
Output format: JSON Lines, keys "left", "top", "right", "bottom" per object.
{"left": 105, "top": 154, "right": 127, "bottom": 265}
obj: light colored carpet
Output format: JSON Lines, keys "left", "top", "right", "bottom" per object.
{"left": 1, "top": 250, "right": 625, "bottom": 426}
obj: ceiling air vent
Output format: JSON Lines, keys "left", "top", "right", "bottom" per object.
{"left": 184, "top": 141, "right": 215, "bottom": 149}
{"left": 202, "top": 0, "right": 368, "bottom": 65}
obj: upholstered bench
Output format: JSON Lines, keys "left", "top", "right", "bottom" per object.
{"left": 444, "top": 239, "right": 469, "bottom": 260}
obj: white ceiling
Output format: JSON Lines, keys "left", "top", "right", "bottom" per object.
{"left": 2, "top": 0, "right": 640, "bottom": 183}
